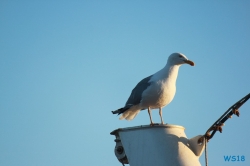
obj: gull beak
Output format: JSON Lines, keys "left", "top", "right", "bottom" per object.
{"left": 184, "top": 59, "right": 195, "bottom": 66}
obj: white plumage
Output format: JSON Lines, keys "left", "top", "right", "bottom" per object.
{"left": 112, "top": 53, "right": 194, "bottom": 125}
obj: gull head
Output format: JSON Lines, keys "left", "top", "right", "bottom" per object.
{"left": 167, "top": 53, "right": 195, "bottom": 66}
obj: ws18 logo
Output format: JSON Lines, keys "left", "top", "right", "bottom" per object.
{"left": 224, "top": 155, "right": 245, "bottom": 162}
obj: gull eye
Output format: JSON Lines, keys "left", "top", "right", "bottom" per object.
{"left": 179, "top": 55, "right": 183, "bottom": 58}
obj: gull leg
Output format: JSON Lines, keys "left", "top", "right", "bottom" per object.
{"left": 159, "top": 107, "right": 164, "bottom": 125}
{"left": 148, "top": 107, "right": 154, "bottom": 126}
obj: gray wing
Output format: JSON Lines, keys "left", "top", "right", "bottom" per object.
{"left": 125, "top": 75, "right": 152, "bottom": 106}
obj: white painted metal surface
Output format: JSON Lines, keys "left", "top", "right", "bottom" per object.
{"left": 112, "top": 124, "right": 204, "bottom": 166}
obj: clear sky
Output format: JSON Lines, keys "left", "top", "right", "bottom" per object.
{"left": 1, "top": 1, "right": 250, "bottom": 166}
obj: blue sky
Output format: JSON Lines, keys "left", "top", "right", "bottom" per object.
{"left": 1, "top": 1, "right": 250, "bottom": 166}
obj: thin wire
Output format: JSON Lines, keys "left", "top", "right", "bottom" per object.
{"left": 121, "top": 160, "right": 125, "bottom": 166}
{"left": 201, "top": 93, "right": 250, "bottom": 166}
{"left": 205, "top": 137, "right": 208, "bottom": 166}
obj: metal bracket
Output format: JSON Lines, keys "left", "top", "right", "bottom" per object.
{"left": 198, "top": 93, "right": 250, "bottom": 144}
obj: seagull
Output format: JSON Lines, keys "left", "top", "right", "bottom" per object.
{"left": 112, "top": 53, "right": 195, "bottom": 125}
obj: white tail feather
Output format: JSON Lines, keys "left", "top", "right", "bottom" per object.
{"left": 126, "top": 110, "right": 140, "bottom": 120}
{"left": 119, "top": 105, "right": 140, "bottom": 120}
